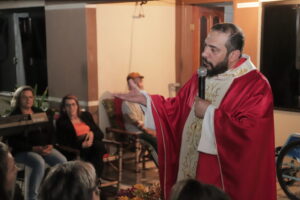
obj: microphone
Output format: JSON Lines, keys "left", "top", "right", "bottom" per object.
{"left": 198, "top": 67, "right": 207, "bottom": 99}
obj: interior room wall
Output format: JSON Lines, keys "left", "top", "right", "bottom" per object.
{"left": 45, "top": 4, "right": 88, "bottom": 102}
{"left": 275, "top": 110, "right": 300, "bottom": 146}
{"left": 96, "top": 2, "right": 176, "bottom": 131}
{"left": 46, "top": 4, "right": 99, "bottom": 122}
{"left": 44, "top": 0, "right": 299, "bottom": 146}
{"left": 233, "top": 0, "right": 300, "bottom": 146}
{"left": 234, "top": 1, "right": 259, "bottom": 66}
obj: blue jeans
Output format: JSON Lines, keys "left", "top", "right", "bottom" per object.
{"left": 14, "top": 149, "right": 67, "bottom": 200}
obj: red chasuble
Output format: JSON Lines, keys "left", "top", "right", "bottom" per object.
{"left": 150, "top": 65, "right": 276, "bottom": 200}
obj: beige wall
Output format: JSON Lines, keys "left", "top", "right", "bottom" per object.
{"left": 234, "top": 1, "right": 259, "bottom": 66}
{"left": 96, "top": 2, "right": 176, "bottom": 131}
{"left": 46, "top": 4, "right": 99, "bottom": 123}
{"left": 275, "top": 110, "right": 300, "bottom": 146}
{"left": 46, "top": 4, "right": 88, "bottom": 102}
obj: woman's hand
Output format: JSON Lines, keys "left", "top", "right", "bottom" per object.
{"left": 32, "top": 146, "right": 44, "bottom": 154}
{"left": 42, "top": 145, "right": 53, "bottom": 155}
{"left": 82, "top": 131, "right": 94, "bottom": 148}
{"left": 32, "top": 145, "right": 53, "bottom": 155}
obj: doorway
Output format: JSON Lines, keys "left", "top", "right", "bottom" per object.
{"left": 192, "top": 6, "right": 224, "bottom": 71}
{"left": 0, "top": 7, "right": 47, "bottom": 94}
{"left": 177, "top": 2, "right": 232, "bottom": 87}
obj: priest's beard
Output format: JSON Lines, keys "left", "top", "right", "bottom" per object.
{"left": 203, "top": 56, "right": 229, "bottom": 77}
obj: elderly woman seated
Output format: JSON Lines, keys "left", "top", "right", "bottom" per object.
{"left": 39, "top": 160, "right": 100, "bottom": 200}
{"left": 55, "top": 95, "right": 106, "bottom": 179}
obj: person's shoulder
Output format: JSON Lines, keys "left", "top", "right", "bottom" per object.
{"left": 122, "top": 100, "right": 134, "bottom": 109}
{"left": 124, "top": 101, "right": 139, "bottom": 107}
{"left": 57, "top": 114, "right": 67, "bottom": 122}
{"left": 80, "top": 111, "right": 93, "bottom": 119}
{"left": 248, "top": 70, "right": 270, "bottom": 85}
{"left": 32, "top": 107, "right": 44, "bottom": 113}
{"left": 236, "top": 70, "right": 272, "bottom": 92}
{"left": 122, "top": 100, "right": 132, "bottom": 106}
{"left": 81, "top": 110, "right": 90, "bottom": 115}
{"left": 236, "top": 69, "right": 265, "bottom": 82}
{"left": 9, "top": 108, "right": 20, "bottom": 116}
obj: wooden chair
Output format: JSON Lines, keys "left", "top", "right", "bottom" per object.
{"left": 56, "top": 138, "right": 123, "bottom": 190}
{"left": 102, "top": 98, "right": 155, "bottom": 172}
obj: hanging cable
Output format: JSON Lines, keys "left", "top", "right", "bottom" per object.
{"left": 132, "top": 0, "right": 147, "bottom": 18}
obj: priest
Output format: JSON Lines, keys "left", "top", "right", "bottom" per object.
{"left": 115, "top": 23, "right": 276, "bottom": 200}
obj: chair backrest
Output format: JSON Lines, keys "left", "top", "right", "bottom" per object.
{"left": 102, "top": 98, "right": 125, "bottom": 130}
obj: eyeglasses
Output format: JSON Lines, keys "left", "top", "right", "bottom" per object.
{"left": 65, "top": 103, "right": 77, "bottom": 107}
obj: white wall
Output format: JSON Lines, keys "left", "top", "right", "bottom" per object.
{"left": 275, "top": 110, "right": 300, "bottom": 146}
{"left": 96, "top": 2, "right": 176, "bottom": 131}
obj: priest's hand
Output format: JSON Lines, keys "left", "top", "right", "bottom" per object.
{"left": 113, "top": 79, "right": 147, "bottom": 106}
{"left": 194, "top": 97, "right": 211, "bottom": 118}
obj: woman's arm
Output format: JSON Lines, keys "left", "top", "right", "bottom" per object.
{"left": 81, "top": 111, "right": 104, "bottom": 141}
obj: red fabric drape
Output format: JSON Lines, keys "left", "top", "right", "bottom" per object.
{"left": 114, "top": 98, "right": 125, "bottom": 130}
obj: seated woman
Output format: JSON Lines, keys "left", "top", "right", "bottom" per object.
{"left": 56, "top": 95, "right": 106, "bottom": 179}
{"left": 4, "top": 86, "right": 67, "bottom": 200}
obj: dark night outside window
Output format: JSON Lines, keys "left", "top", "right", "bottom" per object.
{"left": 261, "top": 4, "right": 300, "bottom": 112}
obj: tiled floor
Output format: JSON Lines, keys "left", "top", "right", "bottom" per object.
{"left": 102, "top": 152, "right": 290, "bottom": 200}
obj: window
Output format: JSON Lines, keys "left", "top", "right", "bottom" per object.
{"left": 260, "top": 4, "right": 300, "bottom": 111}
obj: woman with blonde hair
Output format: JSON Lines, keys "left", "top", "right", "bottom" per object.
{"left": 5, "top": 85, "right": 66, "bottom": 200}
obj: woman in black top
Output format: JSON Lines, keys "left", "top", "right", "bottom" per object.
{"left": 56, "top": 94, "right": 106, "bottom": 178}
{"left": 5, "top": 86, "right": 66, "bottom": 200}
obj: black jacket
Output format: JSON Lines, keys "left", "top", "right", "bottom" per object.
{"left": 55, "top": 111, "right": 104, "bottom": 150}
{"left": 5, "top": 107, "right": 55, "bottom": 155}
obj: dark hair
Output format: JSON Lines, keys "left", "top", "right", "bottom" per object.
{"left": 10, "top": 85, "right": 34, "bottom": 112}
{"left": 0, "top": 142, "right": 10, "bottom": 200}
{"left": 170, "top": 179, "right": 230, "bottom": 200}
{"left": 38, "top": 160, "right": 98, "bottom": 200}
{"left": 211, "top": 23, "right": 244, "bottom": 54}
{"left": 59, "top": 95, "right": 81, "bottom": 118}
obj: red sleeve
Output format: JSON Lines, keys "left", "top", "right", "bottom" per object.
{"left": 214, "top": 71, "right": 276, "bottom": 200}
{"left": 150, "top": 73, "right": 198, "bottom": 199}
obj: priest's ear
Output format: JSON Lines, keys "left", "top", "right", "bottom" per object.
{"left": 228, "top": 49, "right": 241, "bottom": 63}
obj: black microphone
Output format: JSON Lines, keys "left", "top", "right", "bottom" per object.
{"left": 198, "top": 67, "right": 207, "bottom": 99}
